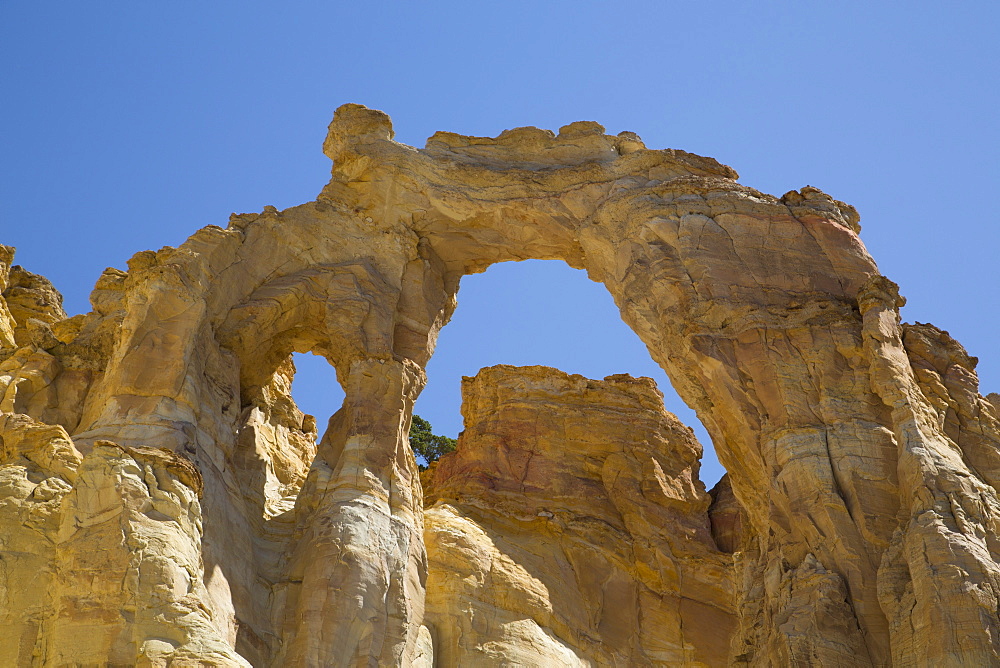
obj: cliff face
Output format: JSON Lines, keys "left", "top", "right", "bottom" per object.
{"left": 0, "top": 104, "right": 998, "bottom": 666}
{"left": 422, "top": 365, "right": 735, "bottom": 666}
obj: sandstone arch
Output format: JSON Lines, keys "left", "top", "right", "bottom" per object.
{"left": 1, "top": 103, "right": 998, "bottom": 666}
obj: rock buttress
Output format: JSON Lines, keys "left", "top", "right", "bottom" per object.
{"left": 422, "top": 365, "right": 736, "bottom": 666}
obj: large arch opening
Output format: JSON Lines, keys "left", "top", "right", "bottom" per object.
{"left": 415, "top": 258, "right": 725, "bottom": 488}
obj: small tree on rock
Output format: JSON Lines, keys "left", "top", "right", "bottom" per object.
{"left": 409, "top": 414, "right": 457, "bottom": 470}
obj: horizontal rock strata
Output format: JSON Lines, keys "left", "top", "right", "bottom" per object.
{"left": 422, "top": 365, "right": 735, "bottom": 666}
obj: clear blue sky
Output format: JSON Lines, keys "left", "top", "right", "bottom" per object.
{"left": 3, "top": 2, "right": 997, "bottom": 488}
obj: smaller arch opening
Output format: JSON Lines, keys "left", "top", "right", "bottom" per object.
{"left": 289, "top": 352, "right": 347, "bottom": 443}
{"left": 229, "top": 351, "right": 346, "bottom": 521}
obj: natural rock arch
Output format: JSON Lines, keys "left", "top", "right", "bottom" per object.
{"left": 1, "top": 103, "right": 998, "bottom": 666}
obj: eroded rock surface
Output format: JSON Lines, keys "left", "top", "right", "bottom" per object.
{"left": 0, "top": 105, "right": 998, "bottom": 666}
{"left": 422, "top": 365, "right": 735, "bottom": 666}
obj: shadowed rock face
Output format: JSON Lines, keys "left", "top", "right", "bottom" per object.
{"left": 0, "top": 103, "right": 998, "bottom": 666}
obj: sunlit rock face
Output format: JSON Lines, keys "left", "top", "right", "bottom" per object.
{"left": 422, "top": 364, "right": 736, "bottom": 666}
{"left": 1, "top": 104, "right": 999, "bottom": 666}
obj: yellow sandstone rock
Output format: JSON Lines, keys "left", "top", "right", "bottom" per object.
{"left": 0, "top": 104, "right": 998, "bottom": 665}
{"left": 422, "top": 365, "right": 735, "bottom": 666}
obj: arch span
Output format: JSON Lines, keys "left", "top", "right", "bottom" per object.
{"left": 316, "top": 104, "right": 894, "bottom": 664}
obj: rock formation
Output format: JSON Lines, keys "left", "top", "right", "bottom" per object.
{"left": 422, "top": 365, "right": 736, "bottom": 666}
{"left": 1, "top": 103, "right": 998, "bottom": 666}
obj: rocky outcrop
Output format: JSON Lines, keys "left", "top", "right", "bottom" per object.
{"left": 0, "top": 415, "right": 246, "bottom": 666}
{"left": 0, "top": 104, "right": 998, "bottom": 665}
{"left": 422, "top": 365, "right": 735, "bottom": 666}
{"left": 1, "top": 262, "right": 67, "bottom": 351}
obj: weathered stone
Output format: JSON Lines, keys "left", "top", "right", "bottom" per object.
{"left": 423, "top": 365, "right": 735, "bottom": 666}
{"left": 0, "top": 246, "right": 20, "bottom": 351}
{"left": 709, "top": 474, "right": 746, "bottom": 554}
{"left": 0, "top": 104, "right": 997, "bottom": 665}
{"left": 3, "top": 265, "right": 67, "bottom": 350}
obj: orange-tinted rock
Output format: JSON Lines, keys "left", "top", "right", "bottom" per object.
{"left": 709, "top": 474, "right": 746, "bottom": 554}
{"left": 422, "top": 365, "right": 735, "bottom": 666}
